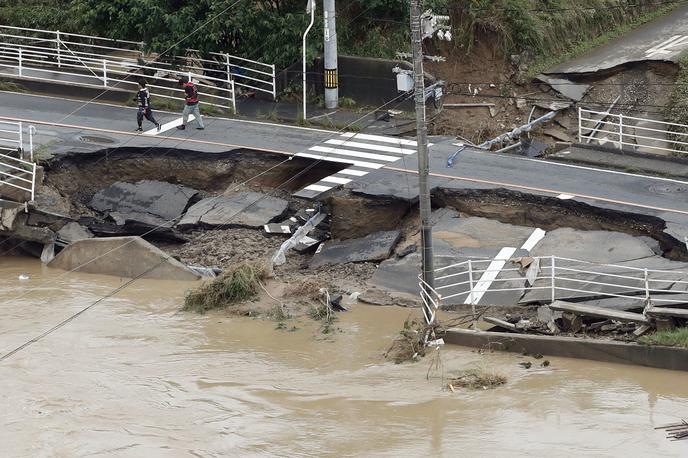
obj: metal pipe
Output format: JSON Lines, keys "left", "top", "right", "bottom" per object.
{"left": 303, "top": 0, "right": 316, "bottom": 119}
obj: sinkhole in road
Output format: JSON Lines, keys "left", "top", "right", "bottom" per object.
{"left": 43, "top": 146, "right": 346, "bottom": 209}
{"left": 326, "top": 187, "right": 688, "bottom": 262}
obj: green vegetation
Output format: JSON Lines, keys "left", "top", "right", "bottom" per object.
{"left": 183, "top": 263, "right": 267, "bottom": 314}
{"left": 526, "top": 1, "right": 683, "bottom": 78}
{"left": 2, "top": 1, "right": 680, "bottom": 75}
{"left": 664, "top": 56, "right": 688, "bottom": 155}
{"left": 639, "top": 327, "right": 688, "bottom": 347}
{"left": 447, "top": 369, "right": 507, "bottom": 390}
{"left": 0, "top": 79, "right": 27, "bottom": 93}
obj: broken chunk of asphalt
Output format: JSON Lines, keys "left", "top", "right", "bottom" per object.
{"left": 90, "top": 180, "right": 201, "bottom": 227}
{"left": 177, "top": 192, "right": 289, "bottom": 230}
{"left": 310, "top": 230, "right": 401, "bottom": 268}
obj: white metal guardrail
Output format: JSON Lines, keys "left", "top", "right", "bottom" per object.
{"left": 0, "top": 120, "right": 36, "bottom": 202}
{"left": 0, "top": 25, "right": 278, "bottom": 112}
{"left": 579, "top": 107, "right": 688, "bottom": 156}
{"left": 431, "top": 255, "right": 688, "bottom": 308}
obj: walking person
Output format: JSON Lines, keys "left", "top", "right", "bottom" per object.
{"left": 177, "top": 77, "right": 205, "bottom": 130}
{"left": 134, "top": 80, "right": 161, "bottom": 132}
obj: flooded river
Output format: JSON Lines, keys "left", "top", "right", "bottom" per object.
{"left": 2, "top": 256, "right": 688, "bottom": 457}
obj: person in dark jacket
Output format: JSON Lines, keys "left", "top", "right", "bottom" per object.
{"left": 134, "top": 80, "right": 161, "bottom": 132}
{"left": 176, "top": 77, "right": 205, "bottom": 130}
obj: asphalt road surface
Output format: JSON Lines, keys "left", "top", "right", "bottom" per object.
{"left": 547, "top": 4, "right": 688, "bottom": 74}
{"left": 1, "top": 91, "right": 687, "bottom": 238}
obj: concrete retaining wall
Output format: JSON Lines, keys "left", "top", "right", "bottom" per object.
{"left": 279, "top": 55, "right": 430, "bottom": 109}
{"left": 445, "top": 328, "right": 688, "bottom": 371}
{"left": 48, "top": 236, "right": 200, "bottom": 281}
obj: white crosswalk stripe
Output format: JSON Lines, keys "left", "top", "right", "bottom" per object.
{"left": 294, "top": 132, "right": 418, "bottom": 199}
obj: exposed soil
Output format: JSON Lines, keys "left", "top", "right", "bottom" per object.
{"left": 42, "top": 148, "right": 344, "bottom": 218}
{"left": 425, "top": 42, "right": 679, "bottom": 155}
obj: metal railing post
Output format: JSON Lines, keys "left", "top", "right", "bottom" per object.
{"left": 29, "top": 125, "right": 35, "bottom": 162}
{"left": 30, "top": 163, "right": 36, "bottom": 202}
{"left": 56, "top": 30, "right": 62, "bottom": 68}
{"left": 578, "top": 107, "right": 582, "bottom": 143}
{"left": 231, "top": 80, "right": 236, "bottom": 114}
{"left": 18, "top": 48, "right": 23, "bottom": 77}
{"left": 618, "top": 113, "right": 624, "bottom": 150}
{"left": 18, "top": 122, "right": 23, "bottom": 157}
{"left": 644, "top": 268, "right": 650, "bottom": 301}
{"left": 225, "top": 52, "right": 232, "bottom": 88}
{"left": 467, "top": 259, "right": 476, "bottom": 328}
{"left": 550, "top": 255, "right": 556, "bottom": 303}
{"left": 102, "top": 60, "right": 107, "bottom": 86}
{"left": 271, "top": 64, "right": 277, "bottom": 100}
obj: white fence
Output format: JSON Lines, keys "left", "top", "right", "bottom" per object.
{"left": 579, "top": 107, "right": 688, "bottom": 156}
{"left": 429, "top": 255, "right": 688, "bottom": 309}
{"left": 0, "top": 120, "right": 36, "bottom": 202}
{"left": 0, "top": 25, "right": 278, "bottom": 113}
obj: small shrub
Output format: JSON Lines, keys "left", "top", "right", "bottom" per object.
{"left": 339, "top": 97, "right": 356, "bottom": 109}
{"left": 183, "top": 262, "right": 267, "bottom": 314}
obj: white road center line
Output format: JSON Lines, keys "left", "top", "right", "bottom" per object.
{"left": 143, "top": 115, "right": 195, "bottom": 136}
{"left": 463, "top": 227, "right": 546, "bottom": 305}
{"left": 464, "top": 247, "right": 517, "bottom": 305}
{"left": 520, "top": 228, "right": 546, "bottom": 252}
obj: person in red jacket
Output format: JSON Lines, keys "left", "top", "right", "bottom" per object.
{"left": 176, "top": 77, "right": 205, "bottom": 130}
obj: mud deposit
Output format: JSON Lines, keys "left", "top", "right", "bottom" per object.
{"left": 2, "top": 257, "right": 688, "bottom": 456}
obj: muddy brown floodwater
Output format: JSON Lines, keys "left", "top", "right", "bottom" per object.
{"left": 2, "top": 256, "right": 688, "bottom": 457}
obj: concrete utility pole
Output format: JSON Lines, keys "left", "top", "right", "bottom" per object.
{"left": 410, "top": 0, "right": 434, "bottom": 289}
{"left": 303, "top": 0, "right": 316, "bottom": 119}
{"left": 323, "top": 0, "right": 338, "bottom": 109}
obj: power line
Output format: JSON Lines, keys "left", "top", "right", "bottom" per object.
{"left": 1, "top": 90, "right": 411, "bottom": 307}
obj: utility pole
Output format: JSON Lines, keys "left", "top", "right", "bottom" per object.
{"left": 303, "top": 0, "right": 316, "bottom": 119}
{"left": 410, "top": 0, "right": 434, "bottom": 289}
{"left": 323, "top": 0, "right": 338, "bottom": 109}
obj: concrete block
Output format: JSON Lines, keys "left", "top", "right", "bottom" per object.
{"left": 48, "top": 236, "right": 201, "bottom": 281}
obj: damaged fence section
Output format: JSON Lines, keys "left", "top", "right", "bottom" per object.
{"left": 579, "top": 107, "right": 688, "bottom": 156}
{"left": 433, "top": 255, "right": 688, "bottom": 308}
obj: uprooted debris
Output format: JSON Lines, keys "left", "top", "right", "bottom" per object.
{"left": 656, "top": 420, "right": 688, "bottom": 441}
{"left": 447, "top": 369, "right": 507, "bottom": 391}
{"left": 385, "top": 319, "right": 441, "bottom": 364}
{"left": 483, "top": 300, "right": 688, "bottom": 344}
{"left": 183, "top": 261, "right": 269, "bottom": 314}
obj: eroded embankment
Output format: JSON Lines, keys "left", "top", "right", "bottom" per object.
{"left": 43, "top": 147, "right": 345, "bottom": 217}
{"left": 328, "top": 187, "right": 688, "bottom": 262}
